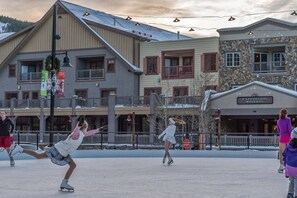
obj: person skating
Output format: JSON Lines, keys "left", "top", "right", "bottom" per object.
{"left": 158, "top": 118, "right": 176, "bottom": 166}
{"left": 11, "top": 118, "right": 101, "bottom": 191}
{"left": 277, "top": 108, "right": 292, "bottom": 173}
{"left": 0, "top": 111, "right": 15, "bottom": 167}
{"left": 283, "top": 128, "right": 297, "bottom": 198}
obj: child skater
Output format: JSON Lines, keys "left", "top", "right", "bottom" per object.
{"left": 158, "top": 117, "right": 176, "bottom": 166}
{"left": 283, "top": 128, "right": 297, "bottom": 198}
{"left": 11, "top": 118, "right": 101, "bottom": 192}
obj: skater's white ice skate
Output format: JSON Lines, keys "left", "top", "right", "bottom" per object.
{"left": 167, "top": 157, "right": 174, "bottom": 166}
{"left": 10, "top": 144, "right": 23, "bottom": 157}
{"left": 0, "top": 147, "right": 4, "bottom": 152}
{"left": 60, "top": 179, "right": 74, "bottom": 192}
{"left": 278, "top": 164, "right": 284, "bottom": 173}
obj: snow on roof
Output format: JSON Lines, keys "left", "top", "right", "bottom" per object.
{"left": 0, "top": 32, "right": 15, "bottom": 41}
{"left": 61, "top": 1, "right": 192, "bottom": 41}
{"left": 211, "top": 81, "right": 297, "bottom": 100}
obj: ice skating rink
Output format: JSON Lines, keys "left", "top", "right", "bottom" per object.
{"left": 0, "top": 150, "right": 288, "bottom": 198}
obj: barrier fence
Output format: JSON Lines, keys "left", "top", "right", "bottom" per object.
{"left": 14, "top": 131, "right": 280, "bottom": 150}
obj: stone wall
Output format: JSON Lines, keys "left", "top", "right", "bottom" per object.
{"left": 219, "top": 36, "right": 297, "bottom": 91}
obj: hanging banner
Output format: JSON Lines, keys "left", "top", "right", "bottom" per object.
{"left": 40, "top": 70, "right": 48, "bottom": 96}
{"left": 57, "top": 72, "right": 65, "bottom": 96}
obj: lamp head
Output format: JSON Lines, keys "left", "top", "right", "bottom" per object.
{"left": 62, "top": 53, "right": 73, "bottom": 68}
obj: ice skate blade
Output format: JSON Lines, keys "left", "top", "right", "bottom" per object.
{"left": 167, "top": 161, "right": 174, "bottom": 166}
{"left": 59, "top": 187, "right": 74, "bottom": 192}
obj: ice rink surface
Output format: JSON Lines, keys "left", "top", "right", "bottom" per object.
{"left": 0, "top": 150, "right": 288, "bottom": 198}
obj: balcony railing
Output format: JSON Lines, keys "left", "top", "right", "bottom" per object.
{"left": 162, "top": 65, "right": 194, "bottom": 79}
{"left": 252, "top": 61, "right": 285, "bottom": 73}
{"left": 77, "top": 69, "right": 104, "bottom": 80}
{"left": 2, "top": 95, "right": 202, "bottom": 109}
{"left": 20, "top": 72, "right": 42, "bottom": 82}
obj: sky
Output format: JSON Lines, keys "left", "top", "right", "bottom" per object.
{"left": 0, "top": 0, "right": 297, "bottom": 38}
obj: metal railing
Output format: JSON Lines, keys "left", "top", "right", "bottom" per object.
{"left": 1, "top": 95, "right": 202, "bottom": 109}
{"left": 14, "top": 131, "right": 279, "bottom": 150}
{"left": 252, "top": 61, "right": 285, "bottom": 73}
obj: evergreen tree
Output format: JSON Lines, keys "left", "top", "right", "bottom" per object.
{"left": 0, "top": 15, "right": 33, "bottom": 33}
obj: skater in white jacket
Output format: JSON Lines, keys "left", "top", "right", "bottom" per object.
{"left": 11, "top": 118, "right": 101, "bottom": 192}
{"left": 158, "top": 118, "right": 176, "bottom": 165}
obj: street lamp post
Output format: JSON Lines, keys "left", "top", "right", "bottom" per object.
{"left": 49, "top": 4, "right": 72, "bottom": 146}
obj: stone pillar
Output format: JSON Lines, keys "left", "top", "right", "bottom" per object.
{"left": 108, "top": 94, "right": 116, "bottom": 144}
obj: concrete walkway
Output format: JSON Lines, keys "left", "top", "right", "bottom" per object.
{"left": 0, "top": 150, "right": 288, "bottom": 198}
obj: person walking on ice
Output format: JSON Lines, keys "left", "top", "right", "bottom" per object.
{"left": 11, "top": 118, "right": 101, "bottom": 192}
{"left": 158, "top": 118, "right": 176, "bottom": 165}
{"left": 0, "top": 111, "right": 15, "bottom": 167}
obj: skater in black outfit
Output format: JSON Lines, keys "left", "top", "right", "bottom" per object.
{"left": 0, "top": 111, "right": 15, "bottom": 167}
{"left": 11, "top": 118, "right": 101, "bottom": 191}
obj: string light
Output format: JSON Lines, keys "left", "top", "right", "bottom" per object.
{"left": 173, "top": 18, "right": 180, "bottom": 22}
{"left": 291, "top": 11, "right": 297, "bottom": 16}
{"left": 189, "top": 28, "right": 195, "bottom": 32}
{"left": 83, "top": 11, "right": 90, "bottom": 17}
{"left": 126, "top": 16, "right": 132, "bottom": 20}
{"left": 228, "top": 16, "right": 235, "bottom": 21}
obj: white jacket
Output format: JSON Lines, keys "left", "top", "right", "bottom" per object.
{"left": 158, "top": 125, "right": 176, "bottom": 139}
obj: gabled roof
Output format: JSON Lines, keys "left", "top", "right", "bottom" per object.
{"left": 60, "top": 1, "right": 191, "bottom": 41}
{"left": 217, "top": 17, "right": 297, "bottom": 33}
{"left": 211, "top": 81, "right": 297, "bottom": 100}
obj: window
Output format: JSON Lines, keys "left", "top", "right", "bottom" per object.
{"left": 32, "top": 92, "right": 39, "bottom": 99}
{"left": 144, "top": 87, "right": 162, "bottom": 96}
{"left": 101, "top": 89, "right": 116, "bottom": 106}
{"left": 173, "top": 86, "right": 188, "bottom": 96}
{"left": 201, "top": 53, "right": 218, "bottom": 72}
{"left": 22, "top": 92, "right": 29, "bottom": 99}
{"left": 183, "top": 57, "right": 192, "bottom": 66}
{"left": 253, "top": 52, "right": 268, "bottom": 73}
{"left": 77, "top": 57, "right": 105, "bottom": 80}
{"left": 20, "top": 60, "right": 43, "bottom": 81}
{"left": 226, "top": 52, "right": 240, "bottom": 67}
{"left": 107, "top": 59, "right": 115, "bottom": 73}
{"left": 145, "top": 57, "right": 158, "bottom": 75}
{"left": 205, "top": 53, "right": 216, "bottom": 72}
{"left": 9, "top": 64, "right": 16, "bottom": 77}
{"left": 273, "top": 53, "right": 285, "bottom": 67}
{"left": 75, "top": 89, "right": 88, "bottom": 98}
{"left": 89, "top": 59, "right": 104, "bottom": 70}
{"left": 165, "top": 57, "right": 179, "bottom": 76}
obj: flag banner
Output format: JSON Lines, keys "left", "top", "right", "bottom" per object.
{"left": 57, "top": 72, "right": 65, "bottom": 96}
{"left": 40, "top": 70, "right": 48, "bottom": 96}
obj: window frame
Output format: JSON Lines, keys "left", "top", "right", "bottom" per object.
{"left": 225, "top": 52, "right": 241, "bottom": 67}
{"left": 9, "top": 64, "right": 16, "bottom": 78}
{"left": 107, "top": 58, "right": 116, "bottom": 73}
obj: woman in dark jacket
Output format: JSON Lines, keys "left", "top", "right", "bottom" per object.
{"left": 0, "top": 111, "right": 15, "bottom": 167}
